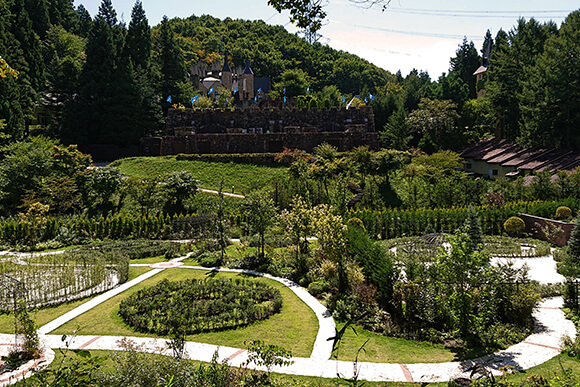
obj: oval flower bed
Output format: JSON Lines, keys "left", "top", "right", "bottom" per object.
{"left": 119, "top": 278, "right": 282, "bottom": 335}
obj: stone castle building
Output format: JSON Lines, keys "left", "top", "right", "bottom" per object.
{"left": 190, "top": 55, "right": 270, "bottom": 106}
{"left": 140, "top": 57, "right": 378, "bottom": 156}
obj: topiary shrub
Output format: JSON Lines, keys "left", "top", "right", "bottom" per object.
{"left": 504, "top": 216, "right": 526, "bottom": 236}
{"left": 556, "top": 206, "right": 573, "bottom": 219}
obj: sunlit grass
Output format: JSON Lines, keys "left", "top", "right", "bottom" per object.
{"left": 51, "top": 268, "right": 318, "bottom": 357}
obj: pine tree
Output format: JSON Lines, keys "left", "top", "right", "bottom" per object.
{"left": 74, "top": 4, "right": 93, "bottom": 38}
{"left": 126, "top": 0, "right": 150, "bottom": 70}
{"left": 463, "top": 206, "right": 483, "bottom": 251}
{"left": 25, "top": 0, "right": 50, "bottom": 39}
{"left": 449, "top": 37, "right": 480, "bottom": 101}
{"left": 71, "top": 0, "right": 124, "bottom": 143}
{"left": 567, "top": 220, "right": 580, "bottom": 267}
{"left": 156, "top": 15, "right": 185, "bottom": 108}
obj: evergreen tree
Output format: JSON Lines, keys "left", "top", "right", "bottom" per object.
{"left": 486, "top": 19, "right": 556, "bottom": 141}
{"left": 69, "top": 0, "right": 122, "bottom": 143}
{"left": 448, "top": 37, "right": 480, "bottom": 101}
{"left": 463, "top": 206, "right": 483, "bottom": 251}
{"left": 156, "top": 15, "right": 186, "bottom": 108}
{"left": 126, "top": 0, "right": 150, "bottom": 70}
{"left": 74, "top": 4, "right": 93, "bottom": 38}
{"left": 519, "top": 11, "right": 580, "bottom": 149}
{"left": 47, "top": 0, "right": 78, "bottom": 31}
{"left": 25, "top": 0, "right": 50, "bottom": 39}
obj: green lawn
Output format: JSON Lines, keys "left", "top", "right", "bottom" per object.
{"left": 110, "top": 156, "right": 287, "bottom": 194}
{"left": 51, "top": 267, "right": 318, "bottom": 358}
{"left": 129, "top": 255, "right": 167, "bottom": 264}
{"left": 333, "top": 323, "right": 477, "bottom": 364}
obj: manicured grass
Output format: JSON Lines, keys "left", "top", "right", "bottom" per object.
{"left": 52, "top": 268, "right": 318, "bottom": 357}
{"left": 0, "top": 266, "right": 151, "bottom": 334}
{"left": 129, "top": 255, "right": 167, "bottom": 264}
{"left": 110, "top": 156, "right": 287, "bottom": 194}
{"left": 333, "top": 323, "right": 511, "bottom": 364}
{"left": 333, "top": 323, "right": 456, "bottom": 363}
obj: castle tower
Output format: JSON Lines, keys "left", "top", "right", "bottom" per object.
{"left": 241, "top": 59, "right": 254, "bottom": 100}
{"left": 222, "top": 52, "right": 232, "bottom": 91}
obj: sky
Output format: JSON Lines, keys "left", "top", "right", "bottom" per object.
{"left": 75, "top": 0, "right": 579, "bottom": 78}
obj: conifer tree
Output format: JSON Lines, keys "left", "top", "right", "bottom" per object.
{"left": 71, "top": 0, "right": 124, "bottom": 143}
{"left": 156, "top": 15, "right": 186, "bottom": 108}
{"left": 463, "top": 206, "right": 483, "bottom": 251}
{"left": 126, "top": 0, "right": 150, "bottom": 70}
{"left": 74, "top": 4, "right": 93, "bottom": 38}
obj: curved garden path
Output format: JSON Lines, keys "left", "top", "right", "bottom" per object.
{"left": 1, "top": 249, "right": 576, "bottom": 385}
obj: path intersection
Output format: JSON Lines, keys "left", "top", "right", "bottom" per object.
{"left": 1, "top": 249, "right": 577, "bottom": 385}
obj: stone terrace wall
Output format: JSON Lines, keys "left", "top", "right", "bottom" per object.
{"left": 141, "top": 132, "right": 379, "bottom": 156}
{"left": 166, "top": 106, "right": 375, "bottom": 135}
{"left": 141, "top": 106, "right": 379, "bottom": 156}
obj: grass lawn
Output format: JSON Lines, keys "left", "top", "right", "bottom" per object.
{"left": 129, "top": 255, "right": 167, "bottom": 264}
{"left": 51, "top": 267, "right": 318, "bottom": 358}
{"left": 333, "top": 323, "right": 456, "bottom": 364}
{"left": 0, "top": 266, "right": 151, "bottom": 334}
{"left": 110, "top": 156, "right": 287, "bottom": 194}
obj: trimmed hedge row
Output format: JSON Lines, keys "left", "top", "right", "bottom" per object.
{"left": 0, "top": 213, "right": 217, "bottom": 245}
{"left": 1, "top": 198, "right": 578, "bottom": 245}
{"left": 345, "top": 198, "right": 580, "bottom": 239}
{"left": 176, "top": 153, "right": 282, "bottom": 165}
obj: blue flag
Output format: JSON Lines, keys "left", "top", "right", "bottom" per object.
{"left": 283, "top": 87, "right": 286, "bottom": 95}
{"left": 234, "top": 87, "right": 238, "bottom": 94}
{"left": 283, "top": 96, "right": 287, "bottom": 103}
{"left": 208, "top": 87, "right": 214, "bottom": 95}
{"left": 191, "top": 95, "right": 199, "bottom": 104}
{"left": 166, "top": 95, "right": 172, "bottom": 103}
{"left": 342, "top": 95, "right": 345, "bottom": 103}
{"left": 369, "top": 93, "right": 375, "bottom": 101}
{"left": 364, "top": 97, "right": 368, "bottom": 103}
{"left": 254, "top": 96, "right": 257, "bottom": 103}
{"left": 257, "top": 88, "right": 262, "bottom": 93}
{"left": 306, "top": 86, "right": 310, "bottom": 94}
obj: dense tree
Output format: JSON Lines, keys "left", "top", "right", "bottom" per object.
{"left": 406, "top": 98, "right": 460, "bottom": 151}
{"left": 125, "top": 0, "right": 150, "bottom": 69}
{"left": 448, "top": 37, "right": 480, "bottom": 101}
{"left": 486, "top": 19, "right": 556, "bottom": 141}
{"left": 0, "top": 136, "right": 91, "bottom": 215}
{"left": 155, "top": 15, "right": 186, "bottom": 107}
{"left": 67, "top": 0, "right": 129, "bottom": 144}
{"left": 519, "top": 11, "right": 580, "bottom": 149}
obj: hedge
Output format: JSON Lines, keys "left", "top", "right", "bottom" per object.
{"left": 345, "top": 198, "right": 580, "bottom": 239}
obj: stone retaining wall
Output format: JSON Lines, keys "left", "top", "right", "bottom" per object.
{"left": 520, "top": 213, "right": 575, "bottom": 247}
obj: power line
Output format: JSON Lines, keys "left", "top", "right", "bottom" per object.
{"left": 387, "top": 7, "right": 574, "bottom": 19}
{"left": 330, "top": 20, "right": 482, "bottom": 40}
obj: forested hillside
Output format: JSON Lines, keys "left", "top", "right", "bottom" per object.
{"left": 0, "top": 0, "right": 579, "bottom": 151}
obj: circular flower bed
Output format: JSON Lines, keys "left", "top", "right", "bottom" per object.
{"left": 119, "top": 277, "right": 283, "bottom": 335}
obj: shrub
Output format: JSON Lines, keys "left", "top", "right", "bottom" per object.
{"left": 347, "top": 217, "right": 366, "bottom": 231}
{"left": 504, "top": 216, "right": 526, "bottom": 236}
{"left": 307, "top": 280, "right": 330, "bottom": 297}
{"left": 119, "top": 278, "right": 283, "bottom": 335}
{"left": 556, "top": 206, "right": 573, "bottom": 219}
